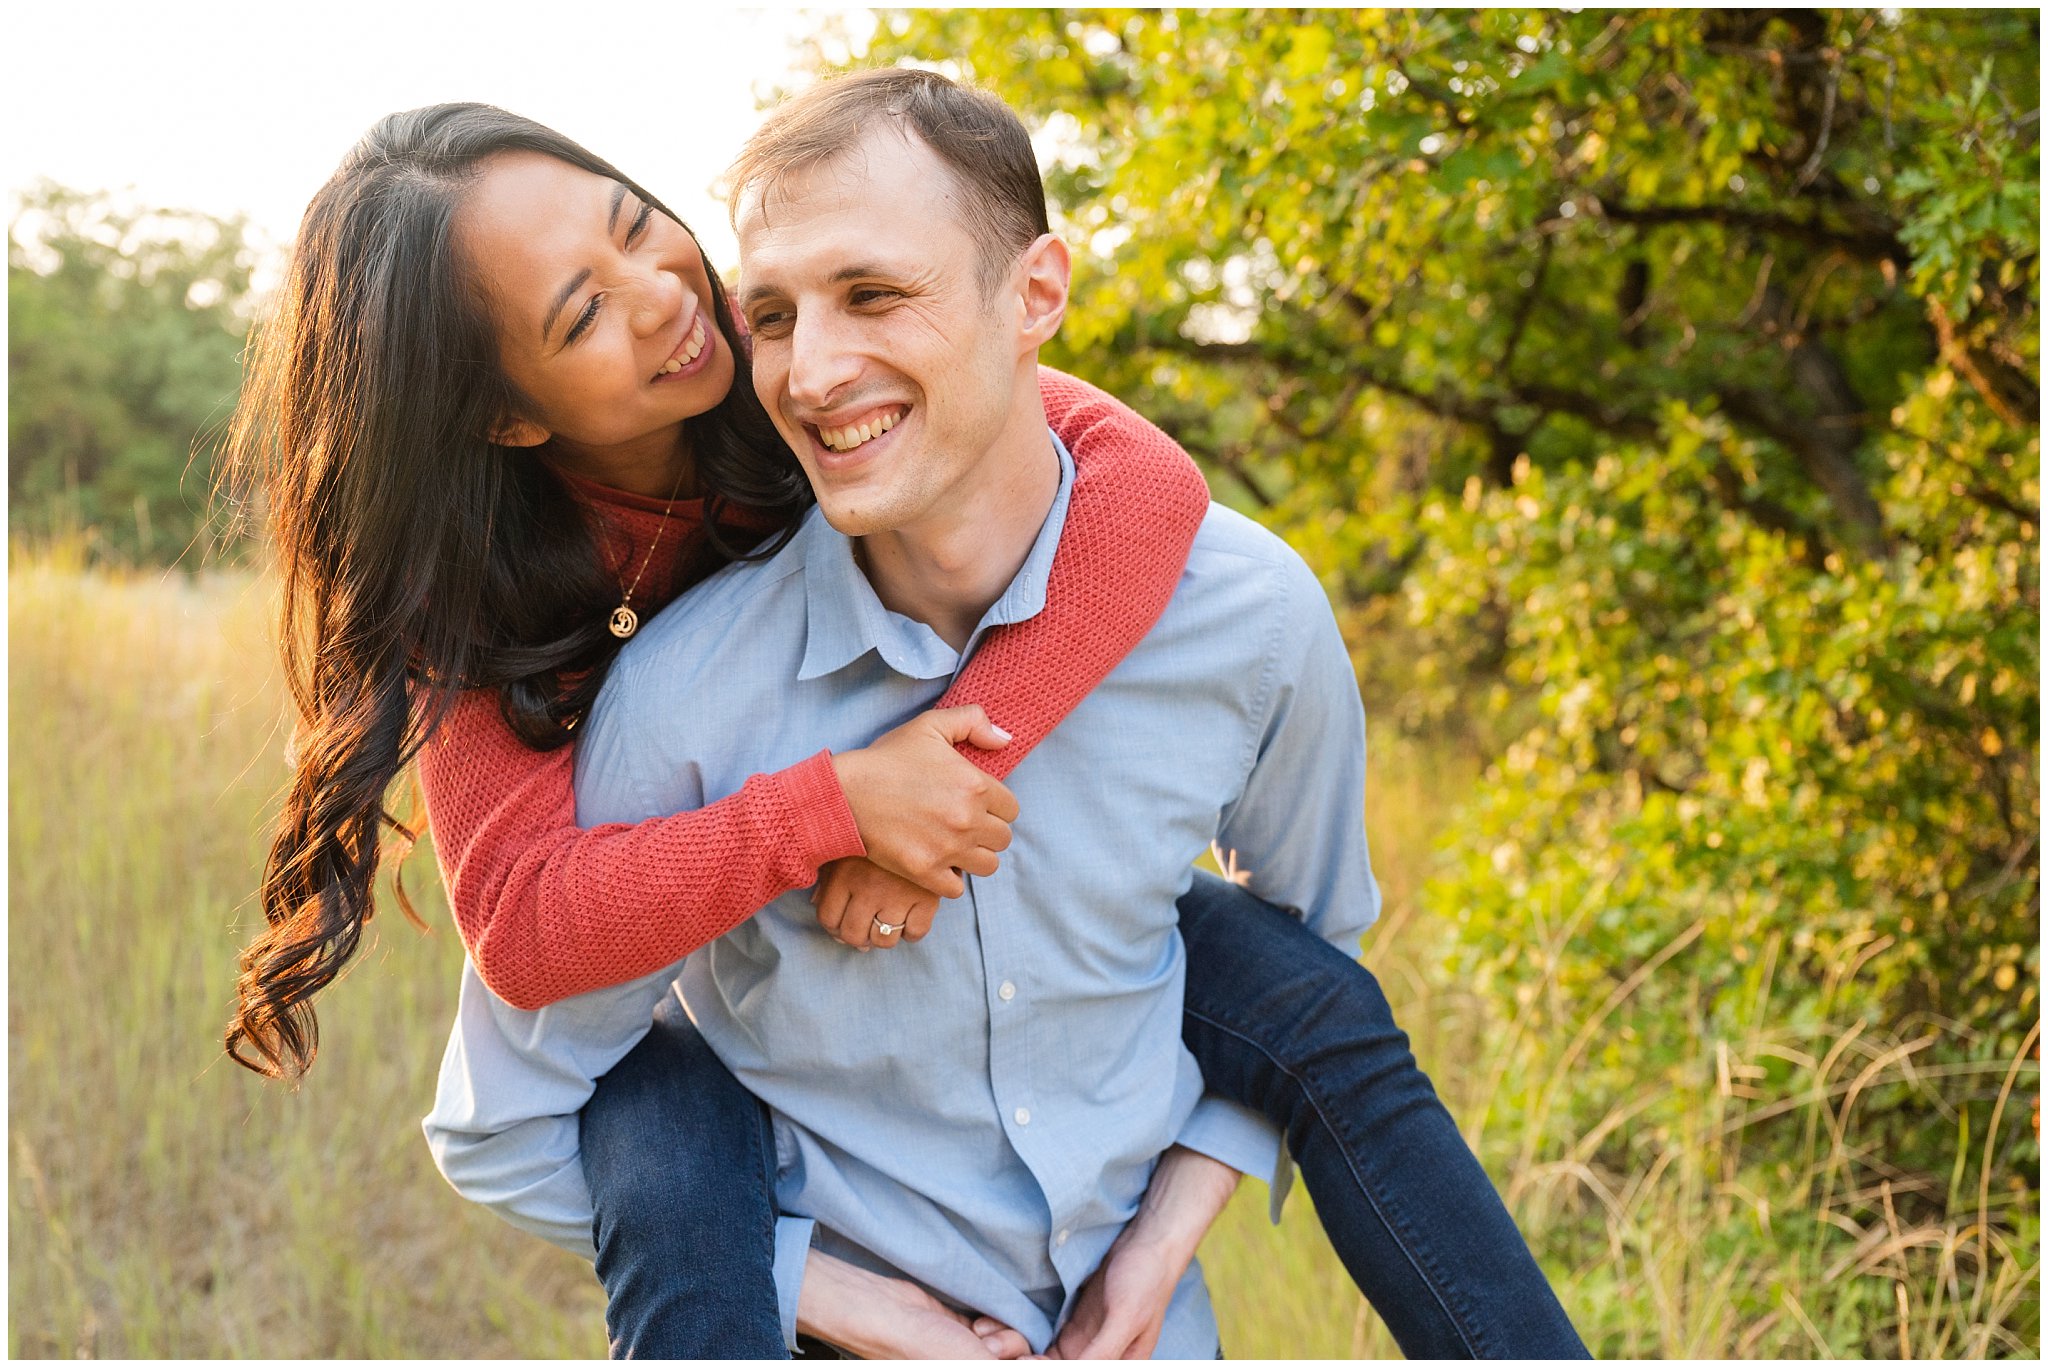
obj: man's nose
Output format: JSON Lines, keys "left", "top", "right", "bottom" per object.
{"left": 786, "top": 311, "right": 862, "bottom": 411}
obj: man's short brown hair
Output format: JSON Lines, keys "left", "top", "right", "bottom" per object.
{"left": 729, "top": 67, "right": 1052, "bottom": 293}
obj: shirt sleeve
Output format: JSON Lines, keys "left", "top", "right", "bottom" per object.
{"left": 1214, "top": 554, "right": 1379, "bottom": 955}
{"left": 1195, "top": 552, "right": 1381, "bottom": 1218}
{"left": 416, "top": 688, "right": 866, "bottom": 1010}
{"left": 422, "top": 958, "right": 679, "bottom": 1259}
{"left": 937, "top": 367, "right": 1211, "bottom": 777}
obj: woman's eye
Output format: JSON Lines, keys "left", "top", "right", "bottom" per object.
{"left": 624, "top": 201, "right": 654, "bottom": 247}
{"left": 566, "top": 294, "right": 604, "bottom": 344}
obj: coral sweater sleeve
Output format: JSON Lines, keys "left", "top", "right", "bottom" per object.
{"left": 420, "top": 365, "right": 1210, "bottom": 1010}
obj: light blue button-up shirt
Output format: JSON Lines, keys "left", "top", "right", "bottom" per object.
{"left": 424, "top": 433, "right": 1378, "bottom": 1357}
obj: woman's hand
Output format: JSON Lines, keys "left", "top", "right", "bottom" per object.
{"left": 812, "top": 858, "right": 942, "bottom": 950}
{"left": 830, "top": 706, "right": 1019, "bottom": 898}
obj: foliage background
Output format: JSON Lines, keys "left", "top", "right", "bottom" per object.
{"left": 9, "top": 6, "right": 2040, "bottom": 1358}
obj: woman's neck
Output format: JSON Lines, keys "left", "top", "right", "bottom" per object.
{"left": 547, "top": 427, "right": 699, "bottom": 500}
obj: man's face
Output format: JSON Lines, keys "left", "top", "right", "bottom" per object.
{"left": 734, "top": 130, "right": 1027, "bottom": 538}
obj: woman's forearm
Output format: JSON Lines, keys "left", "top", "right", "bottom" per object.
{"left": 419, "top": 689, "right": 864, "bottom": 1009}
{"left": 939, "top": 367, "right": 1209, "bottom": 775}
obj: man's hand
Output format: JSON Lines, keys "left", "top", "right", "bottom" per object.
{"left": 798, "top": 1249, "right": 1032, "bottom": 1359}
{"left": 829, "top": 706, "right": 1019, "bottom": 898}
{"left": 1044, "top": 1147, "right": 1241, "bottom": 1360}
{"left": 812, "top": 858, "right": 941, "bottom": 950}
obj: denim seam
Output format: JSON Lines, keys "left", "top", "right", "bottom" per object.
{"left": 1184, "top": 1002, "right": 1485, "bottom": 1357}
{"left": 755, "top": 1099, "right": 793, "bottom": 1357}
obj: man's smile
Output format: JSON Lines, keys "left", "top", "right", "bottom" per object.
{"left": 812, "top": 403, "right": 909, "bottom": 454}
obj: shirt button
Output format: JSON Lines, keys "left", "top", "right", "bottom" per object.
{"left": 998, "top": 981, "right": 1016, "bottom": 1001}
{"left": 1055, "top": 1228, "right": 1070, "bottom": 1247}
{"left": 1014, "top": 1107, "right": 1031, "bottom": 1126}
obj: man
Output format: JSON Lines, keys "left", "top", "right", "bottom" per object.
{"left": 426, "top": 70, "right": 1375, "bottom": 1357}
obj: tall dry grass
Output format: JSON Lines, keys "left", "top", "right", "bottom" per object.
{"left": 9, "top": 551, "right": 604, "bottom": 1357}
{"left": 9, "top": 552, "right": 2038, "bottom": 1356}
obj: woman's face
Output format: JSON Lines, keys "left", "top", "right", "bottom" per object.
{"left": 457, "top": 151, "right": 737, "bottom": 464}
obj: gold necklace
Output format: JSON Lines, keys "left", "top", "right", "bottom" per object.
{"left": 608, "top": 460, "right": 691, "bottom": 639}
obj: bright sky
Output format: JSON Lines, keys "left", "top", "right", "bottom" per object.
{"left": 5, "top": 3, "right": 877, "bottom": 277}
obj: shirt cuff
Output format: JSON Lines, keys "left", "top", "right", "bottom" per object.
{"left": 785, "top": 750, "right": 866, "bottom": 864}
{"left": 773, "top": 1214, "right": 818, "bottom": 1351}
{"left": 1175, "top": 1094, "right": 1294, "bottom": 1222}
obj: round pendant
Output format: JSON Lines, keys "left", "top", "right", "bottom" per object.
{"left": 609, "top": 605, "right": 639, "bottom": 639}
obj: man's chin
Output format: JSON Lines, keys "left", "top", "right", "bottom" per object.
{"left": 809, "top": 490, "right": 888, "bottom": 537}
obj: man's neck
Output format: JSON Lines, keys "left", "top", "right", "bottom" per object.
{"left": 855, "top": 421, "right": 1061, "bottom": 653}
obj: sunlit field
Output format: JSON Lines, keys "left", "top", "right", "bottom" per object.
{"left": 10, "top": 552, "right": 2037, "bottom": 1357}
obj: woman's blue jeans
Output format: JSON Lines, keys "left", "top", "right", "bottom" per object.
{"left": 580, "top": 872, "right": 1588, "bottom": 1358}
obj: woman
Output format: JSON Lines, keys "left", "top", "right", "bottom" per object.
{"left": 224, "top": 103, "right": 1584, "bottom": 1359}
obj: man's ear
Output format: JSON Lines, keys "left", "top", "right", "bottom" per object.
{"left": 489, "top": 414, "right": 552, "bottom": 448}
{"left": 1014, "top": 233, "right": 1071, "bottom": 350}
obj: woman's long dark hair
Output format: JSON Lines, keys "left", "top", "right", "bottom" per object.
{"left": 220, "top": 103, "right": 809, "bottom": 1080}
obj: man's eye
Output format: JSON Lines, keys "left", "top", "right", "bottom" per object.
{"left": 748, "top": 309, "right": 792, "bottom": 335}
{"left": 850, "top": 288, "right": 899, "bottom": 306}
{"left": 624, "top": 201, "right": 654, "bottom": 247}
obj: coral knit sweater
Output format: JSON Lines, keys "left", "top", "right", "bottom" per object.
{"left": 418, "top": 367, "right": 1210, "bottom": 1010}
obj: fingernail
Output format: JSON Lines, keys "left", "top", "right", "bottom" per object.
{"left": 992, "top": 726, "right": 1013, "bottom": 743}
{"left": 980, "top": 1335, "right": 1006, "bottom": 1354}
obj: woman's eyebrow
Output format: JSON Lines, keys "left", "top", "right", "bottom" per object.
{"left": 543, "top": 269, "right": 592, "bottom": 344}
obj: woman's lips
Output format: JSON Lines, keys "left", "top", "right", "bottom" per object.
{"left": 652, "top": 314, "right": 712, "bottom": 382}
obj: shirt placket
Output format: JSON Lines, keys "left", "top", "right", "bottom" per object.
{"left": 966, "top": 861, "right": 1091, "bottom": 1301}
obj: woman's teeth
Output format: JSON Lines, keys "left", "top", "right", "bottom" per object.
{"left": 657, "top": 316, "right": 708, "bottom": 375}
{"left": 818, "top": 409, "right": 901, "bottom": 453}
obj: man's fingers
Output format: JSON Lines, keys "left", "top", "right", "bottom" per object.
{"left": 924, "top": 704, "right": 1012, "bottom": 751}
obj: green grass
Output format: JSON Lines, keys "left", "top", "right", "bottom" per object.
{"left": 9, "top": 553, "right": 2037, "bottom": 1356}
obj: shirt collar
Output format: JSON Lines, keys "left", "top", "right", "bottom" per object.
{"left": 797, "top": 429, "right": 1076, "bottom": 683}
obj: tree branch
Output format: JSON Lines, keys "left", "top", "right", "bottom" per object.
{"left": 1593, "top": 197, "right": 1910, "bottom": 266}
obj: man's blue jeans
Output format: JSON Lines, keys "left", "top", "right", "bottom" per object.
{"left": 580, "top": 872, "right": 1588, "bottom": 1358}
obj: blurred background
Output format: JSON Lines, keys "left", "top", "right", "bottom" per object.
{"left": 9, "top": 6, "right": 2039, "bottom": 1358}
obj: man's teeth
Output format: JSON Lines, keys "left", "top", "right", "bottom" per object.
{"left": 818, "top": 410, "right": 901, "bottom": 452}
{"left": 657, "top": 317, "right": 708, "bottom": 375}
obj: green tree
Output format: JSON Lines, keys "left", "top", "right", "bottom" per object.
{"left": 9, "top": 183, "right": 256, "bottom": 564}
{"left": 833, "top": 9, "right": 2038, "bottom": 1352}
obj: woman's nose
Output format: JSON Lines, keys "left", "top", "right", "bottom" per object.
{"left": 626, "top": 265, "right": 686, "bottom": 338}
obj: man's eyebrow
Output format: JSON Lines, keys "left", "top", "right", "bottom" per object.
{"left": 542, "top": 269, "right": 592, "bottom": 343}
{"left": 738, "top": 262, "right": 906, "bottom": 311}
